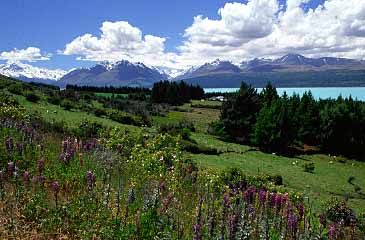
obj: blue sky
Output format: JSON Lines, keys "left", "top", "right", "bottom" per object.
{"left": 1, "top": 0, "right": 363, "bottom": 71}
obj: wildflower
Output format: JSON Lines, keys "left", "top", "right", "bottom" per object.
{"left": 23, "top": 171, "right": 30, "bottom": 187}
{"left": 39, "top": 175, "right": 45, "bottom": 187}
{"left": 86, "top": 170, "right": 96, "bottom": 191}
{"left": 259, "top": 188, "right": 267, "bottom": 205}
{"left": 328, "top": 223, "right": 336, "bottom": 239}
{"left": 53, "top": 181, "right": 59, "bottom": 193}
{"left": 297, "top": 203, "right": 304, "bottom": 220}
{"left": 320, "top": 213, "right": 326, "bottom": 226}
{"left": 228, "top": 213, "right": 238, "bottom": 239}
{"left": 52, "top": 181, "right": 59, "bottom": 207}
{"left": 32, "top": 175, "right": 38, "bottom": 184}
{"left": 192, "top": 224, "right": 201, "bottom": 240}
{"left": 288, "top": 213, "right": 297, "bottom": 229}
{"left": 248, "top": 204, "right": 255, "bottom": 217}
{"left": 7, "top": 162, "right": 15, "bottom": 177}
{"left": 223, "top": 193, "right": 230, "bottom": 207}
{"left": 275, "top": 194, "right": 282, "bottom": 210}
{"left": 78, "top": 152, "right": 83, "bottom": 167}
{"left": 37, "top": 159, "right": 45, "bottom": 174}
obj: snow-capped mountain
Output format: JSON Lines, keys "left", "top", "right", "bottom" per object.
{"left": 175, "top": 59, "right": 241, "bottom": 80}
{"left": 0, "top": 61, "right": 67, "bottom": 84}
{"left": 58, "top": 60, "right": 169, "bottom": 87}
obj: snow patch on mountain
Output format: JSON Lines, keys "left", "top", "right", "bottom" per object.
{"left": 0, "top": 61, "right": 67, "bottom": 80}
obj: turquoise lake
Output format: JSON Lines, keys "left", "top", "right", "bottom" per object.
{"left": 204, "top": 87, "right": 365, "bottom": 101}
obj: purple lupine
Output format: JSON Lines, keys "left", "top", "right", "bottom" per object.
{"left": 223, "top": 193, "right": 230, "bottom": 207}
{"left": 86, "top": 170, "right": 96, "bottom": 191}
{"left": 297, "top": 203, "right": 304, "bottom": 220}
{"left": 39, "top": 175, "right": 45, "bottom": 187}
{"left": 287, "top": 213, "right": 298, "bottom": 233}
{"left": 243, "top": 190, "right": 249, "bottom": 202}
{"left": 52, "top": 181, "right": 59, "bottom": 193}
{"left": 259, "top": 188, "right": 267, "bottom": 205}
{"left": 248, "top": 204, "right": 255, "bottom": 217}
{"left": 193, "top": 224, "right": 201, "bottom": 240}
{"left": 52, "top": 181, "right": 59, "bottom": 207}
{"left": 275, "top": 194, "right": 282, "bottom": 210}
{"left": 269, "top": 192, "right": 277, "bottom": 207}
{"left": 23, "top": 171, "right": 30, "bottom": 187}
{"left": 5, "top": 137, "right": 14, "bottom": 152}
{"left": 228, "top": 213, "right": 238, "bottom": 240}
{"left": 16, "top": 142, "right": 23, "bottom": 154}
{"left": 37, "top": 159, "right": 45, "bottom": 175}
{"left": 328, "top": 223, "right": 336, "bottom": 240}
{"left": 248, "top": 186, "right": 256, "bottom": 203}
{"left": 320, "top": 213, "right": 326, "bottom": 226}
{"left": 7, "top": 162, "right": 15, "bottom": 177}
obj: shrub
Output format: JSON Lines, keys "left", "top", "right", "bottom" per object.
{"left": 94, "top": 108, "right": 107, "bottom": 117}
{"left": 77, "top": 119, "right": 104, "bottom": 137}
{"left": 325, "top": 198, "right": 355, "bottom": 225}
{"left": 180, "top": 140, "right": 218, "bottom": 155}
{"left": 25, "top": 92, "right": 40, "bottom": 103}
{"left": 60, "top": 99, "right": 74, "bottom": 111}
{"left": 8, "top": 83, "right": 24, "bottom": 95}
{"left": 47, "top": 96, "right": 62, "bottom": 105}
{"left": 303, "top": 162, "right": 315, "bottom": 173}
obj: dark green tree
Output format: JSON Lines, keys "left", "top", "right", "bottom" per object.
{"left": 220, "top": 82, "right": 260, "bottom": 143}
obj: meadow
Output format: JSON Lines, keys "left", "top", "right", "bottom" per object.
{"left": 0, "top": 76, "right": 364, "bottom": 239}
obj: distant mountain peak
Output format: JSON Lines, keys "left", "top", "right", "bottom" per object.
{"left": 0, "top": 61, "right": 67, "bottom": 82}
{"left": 58, "top": 60, "right": 168, "bottom": 87}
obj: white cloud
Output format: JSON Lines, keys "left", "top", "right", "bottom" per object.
{"left": 63, "top": 21, "right": 178, "bottom": 68}
{"left": 62, "top": 0, "right": 365, "bottom": 70}
{"left": 175, "top": 0, "right": 365, "bottom": 67}
{"left": 0, "top": 47, "right": 51, "bottom": 62}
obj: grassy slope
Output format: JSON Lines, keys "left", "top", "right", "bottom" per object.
{"left": 14, "top": 93, "right": 138, "bottom": 132}
{"left": 5, "top": 81, "right": 364, "bottom": 213}
{"left": 181, "top": 102, "right": 365, "bottom": 212}
{"left": 190, "top": 134, "right": 365, "bottom": 212}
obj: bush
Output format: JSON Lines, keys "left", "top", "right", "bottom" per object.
{"left": 77, "top": 119, "right": 104, "bottom": 138}
{"left": 94, "top": 108, "right": 107, "bottom": 117}
{"left": 108, "top": 110, "right": 150, "bottom": 126}
{"left": 158, "top": 121, "right": 195, "bottom": 140}
{"left": 8, "top": 83, "right": 24, "bottom": 95}
{"left": 325, "top": 198, "right": 355, "bottom": 225}
{"left": 60, "top": 99, "right": 74, "bottom": 111}
{"left": 180, "top": 140, "right": 218, "bottom": 155}
{"left": 303, "top": 162, "right": 315, "bottom": 173}
{"left": 47, "top": 96, "right": 61, "bottom": 105}
{"left": 25, "top": 92, "right": 40, "bottom": 103}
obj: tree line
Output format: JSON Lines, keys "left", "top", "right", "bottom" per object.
{"left": 151, "top": 81, "right": 204, "bottom": 105}
{"left": 213, "top": 82, "right": 365, "bottom": 158}
{"left": 65, "top": 84, "right": 151, "bottom": 95}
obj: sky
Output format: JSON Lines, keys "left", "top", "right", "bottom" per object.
{"left": 1, "top": 0, "right": 364, "bottom": 71}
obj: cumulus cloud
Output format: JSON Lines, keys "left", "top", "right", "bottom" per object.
{"left": 0, "top": 47, "right": 51, "bottom": 62}
{"left": 175, "top": 0, "right": 365, "bottom": 67}
{"left": 62, "top": 0, "right": 365, "bottom": 69}
{"left": 62, "top": 21, "right": 177, "bottom": 68}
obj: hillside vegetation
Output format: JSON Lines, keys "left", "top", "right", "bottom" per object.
{"left": 0, "top": 75, "right": 364, "bottom": 239}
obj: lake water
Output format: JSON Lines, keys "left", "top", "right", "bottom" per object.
{"left": 204, "top": 87, "right": 365, "bottom": 101}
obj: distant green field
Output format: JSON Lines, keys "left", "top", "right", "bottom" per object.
{"left": 95, "top": 92, "right": 128, "bottom": 98}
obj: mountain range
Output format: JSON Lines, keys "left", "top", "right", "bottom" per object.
{"left": 0, "top": 61, "right": 67, "bottom": 85}
{"left": 1, "top": 54, "right": 365, "bottom": 88}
